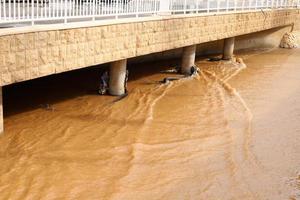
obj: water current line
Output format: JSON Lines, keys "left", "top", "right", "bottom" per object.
{"left": 201, "top": 66, "right": 255, "bottom": 161}
{"left": 199, "top": 61, "right": 265, "bottom": 198}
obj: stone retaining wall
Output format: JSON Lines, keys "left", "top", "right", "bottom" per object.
{"left": 1, "top": 9, "right": 300, "bottom": 86}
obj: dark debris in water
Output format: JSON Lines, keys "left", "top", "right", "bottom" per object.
{"left": 208, "top": 57, "right": 222, "bottom": 62}
{"left": 39, "top": 104, "right": 55, "bottom": 111}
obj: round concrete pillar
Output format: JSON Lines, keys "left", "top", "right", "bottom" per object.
{"left": 223, "top": 37, "right": 235, "bottom": 60}
{"left": 181, "top": 45, "right": 196, "bottom": 75}
{"left": 109, "top": 59, "right": 127, "bottom": 96}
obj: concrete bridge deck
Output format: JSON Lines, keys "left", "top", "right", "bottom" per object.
{"left": 1, "top": 8, "right": 300, "bottom": 133}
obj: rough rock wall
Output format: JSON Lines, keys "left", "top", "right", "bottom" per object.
{"left": 280, "top": 32, "right": 298, "bottom": 48}
{"left": 0, "top": 9, "right": 300, "bottom": 86}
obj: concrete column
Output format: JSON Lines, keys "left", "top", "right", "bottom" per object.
{"left": 0, "top": 87, "right": 3, "bottom": 134}
{"left": 109, "top": 59, "right": 127, "bottom": 96}
{"left": 223, "top": 37, "right": 235, "bottom": 60}
{"left": 181, "top": 45, "right": 196, "bottom": 75}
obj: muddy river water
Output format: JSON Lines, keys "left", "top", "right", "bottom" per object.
{"left": 1, "top": 48, "right": 300, "bottom": 200}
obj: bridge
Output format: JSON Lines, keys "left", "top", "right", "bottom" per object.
{"left": 0, "top": 0, "right": 300, "bottom": 133}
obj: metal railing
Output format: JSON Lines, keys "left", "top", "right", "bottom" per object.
{"left": 0, "top": 0, "right": 299, "bottom": 26}
{"left": 169, "top": 0, "right": 298, "bottom": 12}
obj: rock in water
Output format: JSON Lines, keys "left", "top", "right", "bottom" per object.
{"left": 280, "top": 32, "right": 298, "bottom": 49}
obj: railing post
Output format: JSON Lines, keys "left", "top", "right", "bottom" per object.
{"left": 8, "top": 0, "right": 11, "bottom": 20}
{"left": 234, "top": 0, "right": 237, "bottom": 11}
{"left": 115, "top": 0, "right": 118, "bottom": 19}
{"left": 159, "top": 0, "right": 170, "bottom": 15}
{"left": 64, "top": 0, "right": 67, "bottom": 23}
{"left": 93, "top": 0, "right": 96, "bottom": 20}
{"left": 135, "top": 0, "right": 139, "bottom": 17}
{"left": 31, "top": 0, "right": 34, "bottom": 25}
{"left": 184, "top": 0, "right": 187, "bottom": 14}
{"left": 226, "top": 0, "right": 229, "bottom": 11}
{"left": 13, "top": 0, "right": 16, "bottom": 20}
{"left": 3, "top": 0, "right": 6, "bottom": 20}
{"left": 154, "top": 0, "right": 158, "bottom": 14}
{"left": 207, "top": 0, "right": 210, "bottom": 12}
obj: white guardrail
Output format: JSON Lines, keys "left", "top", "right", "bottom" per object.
{"left": 0, "top": 0, "right": 299, "bottom": 26}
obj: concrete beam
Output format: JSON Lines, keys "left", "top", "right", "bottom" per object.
{"left": 181, "top": 45, "right": 196, "bottom": 75}
{"left": 223, "top": 37, "right": 235, "bottom": 60}
{"left": 109, "top": 59, "right": 127, "bottom": 96}
{"left": 0, "top": 87, "right": 3, "bottom": 134}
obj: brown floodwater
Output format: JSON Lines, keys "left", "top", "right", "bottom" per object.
{"left": 1, "top": 48, "right": 300, "bottom": 200}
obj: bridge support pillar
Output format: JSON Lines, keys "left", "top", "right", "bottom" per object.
{"left": 223, "top": 37, "right": 235, "bottom": 60}
{"left": 0, "top": 87, "right": 3, "bottom": 134}
{"left": 109, "top": 59, "right": 127, "bottom": 96}
{"left": 181, "top": 45, "right": 196, "bottom": 75}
